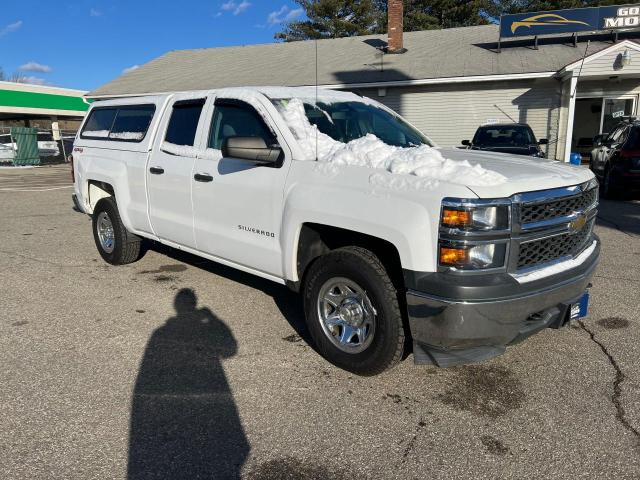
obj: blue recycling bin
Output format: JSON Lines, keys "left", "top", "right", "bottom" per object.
{"left": 569, "top": 152, "right": 582, "bottom": 166}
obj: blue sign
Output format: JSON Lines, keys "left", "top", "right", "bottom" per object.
{"left": 500, "top": 4, "right": 640, "bottom": 38}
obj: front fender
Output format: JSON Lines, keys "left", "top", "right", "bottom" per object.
{"left": 281, "top": 171, "right": 441, "bottom": 282}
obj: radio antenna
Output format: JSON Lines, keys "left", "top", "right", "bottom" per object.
{"left": 315, "top": 38, "right": 319, "bottom": 162}
{"left": 573, "top": 40, "right": 590, "bottom": 98}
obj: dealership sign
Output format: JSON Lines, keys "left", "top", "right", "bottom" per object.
{"left": 500, "top": 4, "right": 640, "bottom": 38}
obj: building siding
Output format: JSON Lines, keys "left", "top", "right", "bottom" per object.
{"left": 579, "top": 50, "right": 640, "bottom": 77}
{"left": 354, "top": 79, "right": 562, "bottom": 159}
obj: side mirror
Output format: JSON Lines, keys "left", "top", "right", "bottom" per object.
{"left": 538, "top": 138, "right": 548, "bottom": 145}
{"left": 461, "top": 139, "right": 471, "bottom": 146}
{"left": 222, "top": 137, "right": 281, "bottom": 164}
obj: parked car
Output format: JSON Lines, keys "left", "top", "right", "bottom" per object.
{"left": 590, "top": 118, "right": 640, "bottom": 197}
{"left": 462, "top": 123, "right": 548, "bottom": 157}
{"left": 0, "top": 131, "right": 60, "bottom": 158}
{"left": 71, "top": 87, "right": 599, "bottom": 375}
{"left": 0, "top": 142, "right": 14, "bottom": 162}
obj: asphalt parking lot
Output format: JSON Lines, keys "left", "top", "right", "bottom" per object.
{"left": 1, "top": 165, "right": 639, "bottom": 479}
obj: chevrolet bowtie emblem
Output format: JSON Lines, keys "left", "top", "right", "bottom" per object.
{"left": 569, "top": 213, "right": 587, "bottom": 233}
{"left": 511, "top": 14, "right": 590, "bottom": 34}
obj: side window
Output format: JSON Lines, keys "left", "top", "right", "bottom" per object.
{"left": 164, "top": 99, "right": 206, "bottom": 146}
{"left": 208, "top": 103, "right": 275, "bottom": 150}
{"left": 81, "top": 105, "right": 155, "bottom": 141}
{"left": 81, "top": 108, "right": 118, "bottom": 138}
{"left": 109, "top": 106, "right": 155, "bottom": 141}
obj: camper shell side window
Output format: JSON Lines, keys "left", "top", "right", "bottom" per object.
{"left": 81, "top": 105, "right": 156, "bottom": 142}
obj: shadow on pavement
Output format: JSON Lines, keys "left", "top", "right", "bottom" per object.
{"left": 596, "top": 198, "right": 640, "bottom": 237}
{"left": 127, "top": 288, "right": 249, "bottom": 480}
{"left": 147, "top": 243, "right": 311, "bottom": 345}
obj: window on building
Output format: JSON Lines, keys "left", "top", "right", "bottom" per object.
{"left": 164, "top": 99, "right": 206, "bottom": 146}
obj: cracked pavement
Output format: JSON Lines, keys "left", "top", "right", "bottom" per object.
{"left": 0, "top": 167, "right": 639, "bottom": 479}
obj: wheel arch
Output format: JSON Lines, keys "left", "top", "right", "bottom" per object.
{"left": 290, "top": 223, "right": 405, "bottom": 293}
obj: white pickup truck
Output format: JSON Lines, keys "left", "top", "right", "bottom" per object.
{"left": 72, "top": 87, "right": 599, "bottom": 375}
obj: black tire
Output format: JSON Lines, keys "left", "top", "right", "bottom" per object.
{"left": 302, "top": 246, "right": 405, "bottom": 376}
{"left": 92, "top": 197, "right": 143, "bottom": 265}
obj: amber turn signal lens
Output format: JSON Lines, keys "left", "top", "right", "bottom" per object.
{"left": 442, "top": 208, "right": 472, "bottom": 228}
{"left": 440, "top": 247, "right": 469, "bottom": 265}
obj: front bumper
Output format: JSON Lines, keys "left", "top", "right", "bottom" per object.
{"left": 406, "top": 239, "right": 600, "bottom": 367}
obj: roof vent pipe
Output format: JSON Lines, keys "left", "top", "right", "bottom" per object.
{"left": 387, "top": 0, "right": 406, "bottom": 54}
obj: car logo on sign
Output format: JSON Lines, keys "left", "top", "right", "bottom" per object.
{"left": 569, "top": 213, "right": 587, "bottom": 233}
{"left": 510, "top": 13, "right": 590, "bottom": 33}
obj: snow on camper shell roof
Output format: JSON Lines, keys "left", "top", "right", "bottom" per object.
{"left": 89, "top": 25, "right": 630, "bottom": 98}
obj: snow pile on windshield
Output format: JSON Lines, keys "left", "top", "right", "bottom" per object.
{"left": 278, "top": 98, "right": 507, "bottom": 187}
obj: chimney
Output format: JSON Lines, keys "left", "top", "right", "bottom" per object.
{"left": 387, "top": 0, "right": 405, "bottom": 54}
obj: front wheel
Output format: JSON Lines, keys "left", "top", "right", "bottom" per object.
{"left": 92, "top": 197, "right": 143, "bottom": 265}
{"left": 302, "top": 247, "right": 405, "bottom": 376}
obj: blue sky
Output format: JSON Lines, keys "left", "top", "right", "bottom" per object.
{"left": 0, "top": 0, "right": 305, "bottom": 91}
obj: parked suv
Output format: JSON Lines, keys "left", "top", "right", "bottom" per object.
{"left": 590, "top": 118, "right": 640, "bottom": 197}
{"left": 462, "top": 123, "right": 548, "bottom": 157}
{"left": 72, "top": 87, "right": 599, "bottom": 375}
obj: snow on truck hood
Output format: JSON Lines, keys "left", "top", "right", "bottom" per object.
{"left": 278, "top": 98, "right": 507, "bottom": 189}
{"left": 440, "top": 148, "right": 595, "bottom": 198}
{"left": 275, "top": 98, "right": 592, "bottom": 198}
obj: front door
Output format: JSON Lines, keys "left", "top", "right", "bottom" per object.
{"left": 147, "top": 96, "right": 207, "bottom": 248}
{"left": 192, "top": 98, "right": 290, "bottom": 277}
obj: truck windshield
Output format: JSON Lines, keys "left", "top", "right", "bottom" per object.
{"left": 473, "top": 125, "right": 535, "bottom": 147}
{"left": 273, "top": 99, "right": 430, "bottom": 148}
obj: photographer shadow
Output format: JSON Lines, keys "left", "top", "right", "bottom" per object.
{"left": 127, "top": 288, "right": 249, "bottom": 480}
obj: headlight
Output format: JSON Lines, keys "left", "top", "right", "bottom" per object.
{"left": 439, "top": 242, "right": 507, "bottom": 270}
{"left": 441, "top": 200, "right": 510, "bottom": 231}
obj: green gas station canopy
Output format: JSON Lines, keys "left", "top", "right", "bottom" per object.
{"left": 0, "top": 88, "right": 89, "bottom": 112}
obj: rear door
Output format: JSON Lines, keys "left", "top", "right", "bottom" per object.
{"left": 191, "top": 97, "right": 290, "bottom": 277}
{"left": 147, "top": 95, "right": 207, "bottom": 248}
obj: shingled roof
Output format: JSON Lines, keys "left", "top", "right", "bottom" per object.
{"left": 88, "top": 24, "right": 631, "bottom": 98}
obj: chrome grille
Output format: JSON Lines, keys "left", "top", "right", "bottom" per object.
{"left": 520, "top": 188, "right": 597, "bottom": 226}
{"left": 517, "top": 219, "right": 594, "bottom": 269}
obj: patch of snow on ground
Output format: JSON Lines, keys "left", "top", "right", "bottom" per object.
{"left": 278, "top": 98, "right": 507, "bottom": 188}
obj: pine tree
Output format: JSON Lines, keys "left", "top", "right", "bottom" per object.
{"left": 275, "top": 0, "right": 381, "bottom": 41}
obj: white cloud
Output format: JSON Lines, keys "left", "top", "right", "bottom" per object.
{"left": 0, "top": 21, "right": 23, "bottom": 37}
{"left": 19, "top": 61, "right": 52, "bottom": 73}
{"left": 122, "top": 65, "right": 140, "bottom": 74}
{"left": 219, "top": 1, "right": 251, "bottom": 16}
{"left": 267, "top": 5, "right": 303, "bottom": 26}
{"left": 90, "top": 8, "right": 103, "bottom": 17}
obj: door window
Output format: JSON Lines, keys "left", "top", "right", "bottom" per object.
{"left": 602, "top": 98, "right": 634, "bottom": 135}
{"left": 164, "top": 99, "right": 206, "bottom": 146}
{"left": 208, "top": 103, "right": 275, "bottom": 150}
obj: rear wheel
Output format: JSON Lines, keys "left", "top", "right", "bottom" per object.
{"left": 302, "top": 246, "right": 405, "bottom": 376}
{"left": 92, "top": 197, "right": 143, "bottom": 265}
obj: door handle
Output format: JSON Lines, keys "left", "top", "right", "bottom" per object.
{"left": 149, "top": 166, "right": 164, "bottom": 175}
{"left": 194, "top": 173, "right": 214, "bottom": 182}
